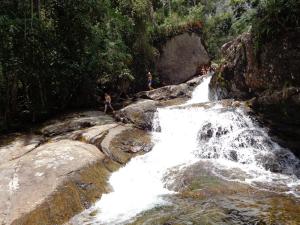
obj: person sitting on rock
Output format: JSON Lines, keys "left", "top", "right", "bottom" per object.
{"left": 147, "top": 72, "right": 154, "bottom": 90}
{"left": 209, "top": 65, "right": 215, "bottom": 74}
{"left": 205, "top": 65, "right": 210, "bottom": 74}
{"left": 104, "top": 93, "right": 115, "bottom": 114}
{"left": 201, "top": 66, "right": 206, "bottom": 75}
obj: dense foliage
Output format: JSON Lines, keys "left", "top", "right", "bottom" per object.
{"left": 252, "top": 0, "right": 300, "bottom": 51}
{"left": 0, "top": 0, "right": 154, "bottom": 130}
{"left": 0, "top": 0, "right": 298, "bottom": 132}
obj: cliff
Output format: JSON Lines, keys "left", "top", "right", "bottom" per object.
{"left": 210, "top": 30, "right": 300, "bottom": 157}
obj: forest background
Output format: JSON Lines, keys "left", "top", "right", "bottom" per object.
{"left": 0, "top": 0, "right": 298, "bottom": 132}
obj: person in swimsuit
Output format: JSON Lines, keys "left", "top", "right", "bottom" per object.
{"left": 147, "top": 72, "right": 154, "bottom": 90}
{"left": 104, "top": 93, "right": 115, "bottom": 114}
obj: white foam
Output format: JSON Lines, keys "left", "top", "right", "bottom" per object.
{"left": 70, "top": 73, "right": 300, "bottom": 225}
{"left": 187, "top": 75, "right": 212, "bottom": 104}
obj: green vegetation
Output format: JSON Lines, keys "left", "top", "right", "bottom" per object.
{"left": 252, "top": 0, "right": 300, "bottom": 52}
{"left": 0, "top": 0, "right": 297, "bottom": 132}
{"left": 0, "top": 0, "right": 154, "bottom": 130}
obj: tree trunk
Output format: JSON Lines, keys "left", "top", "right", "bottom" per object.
{"left": 2, "top": 68, "right": 18, "bottom": 128}
{"left": 37, "top": 75, "right": 46, "bottom": 109}
{"left": 168, "top": 0, "right": 172, "bottom": 15}
{"left": 31, "top": 0, "right": 33, "bottom": 28}
{"left": 149, "top": 3, "right": 157, "bottom": 27}
{"left": 3, "top": 72, "right": 9, "bottom": 129}
{"left": 10, "top": 73, "right": 18, "bottom": 120}
{"left": 34, "top": 0, "right": 41, "bottom": 18}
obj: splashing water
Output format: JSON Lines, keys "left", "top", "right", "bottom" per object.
{"left": 70, "top": 74, "right": 300, "bottom": 225}
{"left": 187, "top": 75, "right": 212, "bottom": 104}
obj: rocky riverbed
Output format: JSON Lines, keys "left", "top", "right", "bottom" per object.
{"left": 0, "top": 76, "right": 205, "bottom": 225}
{"left": 1, "top": 74, "right": 300, "bottom": 225}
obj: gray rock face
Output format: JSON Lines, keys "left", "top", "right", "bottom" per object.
{"left": 135, "top": 76, "right": 204, "bottom": 101}
{"left": 0, "top": 134, "right": 44, "bottom": 164}
{"left": 40, "top": 111, "right": 114, "bottom": 137}
{"left": 100, "top": 125, "right": 153, "bottom": 164}
{"left": 117, "top": 99, "right": 159, "bottom": 130}
{"left": 210, "top": 31, "right": 300, "bottom": 100}
{"left": 136, "top": 83, "right": 191, "bottom": 101}
{"left": 209, "top": 31, "right": 300, "bottom": 157}
{"left": 0, "top": 140, "right": 106, "bottom": 225}
{"left": 0, "top": 111, "right": 153, "bottom": 225}
{"left": 157, "top": 33, "right": 210, "bottom": 85}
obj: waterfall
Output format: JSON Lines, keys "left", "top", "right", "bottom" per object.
{"left": 70, "top": 74, "right": 300, "bottom": 225}
{"left": 187, "top": 75, "right": 211, "bottom": 104}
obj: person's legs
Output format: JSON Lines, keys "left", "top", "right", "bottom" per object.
{"left": 109, "top": 103, "right": 115, "bottom": 112}
{"left": 104, "top": 103, "right": 107, "bottom": 113}
{"left": 148, "top": 82, "right": 153, "bottom": 90}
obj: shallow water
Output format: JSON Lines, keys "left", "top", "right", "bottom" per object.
{"left": 130, "top": 161, "right": 300, "bottom": 225}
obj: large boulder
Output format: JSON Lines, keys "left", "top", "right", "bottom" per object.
{"left": 209, "top": 33, "right": 254, "bottom": 100}
{"left": 157, "top": 33, "right": 210, "bottom": 85}
{"left": 0, "top": 140, "right": 113, "bottom": 225}
{"left": 0, "top": 112, "right": 153, "bottom": 225}
{"left": 116, "top": 98, "right": 195, "bottom": 131}
{"left": 100, "top": 125, "right": 153, "bottom": 164}
{"left": 209, "top": 31, "right": 300, "bottom": 157}
{"left": 117, "top": 99, "right": 159, "bottom": 130}
{"left": 136, "top": 83, "right": 191, "bottom": 101}
{"left": 136, "top": 76, "right": 204, "bottom": 101}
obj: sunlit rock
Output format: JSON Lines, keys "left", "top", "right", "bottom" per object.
{"left": 0, "top": 140, "right": 112, "bottom": 225}
{"left": 157, "top": 33, "right": 210, "bottom": 85}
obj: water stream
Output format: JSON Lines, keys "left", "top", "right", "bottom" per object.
{"left": 70, "top": 75, "right": 300, "bottom": 225}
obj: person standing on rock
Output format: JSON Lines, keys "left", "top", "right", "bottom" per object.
{"left": 104, "top": 93, "right": 115, "bottom": 114}
{"left": 147, "top": 72, "right": 154, "bottom": 90}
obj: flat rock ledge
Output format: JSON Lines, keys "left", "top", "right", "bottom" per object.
{"left": 0, "top": 112, "right": 152, "bottom": 225}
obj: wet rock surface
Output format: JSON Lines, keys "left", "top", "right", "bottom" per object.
{"left": 0, "top": 111, "right": 152, "bottom": 225}
{"left": 251, "top": 87, "right": 300, "bottom": 158}
{"left": 131, "top": 162, "right": 300, "bottom": 225}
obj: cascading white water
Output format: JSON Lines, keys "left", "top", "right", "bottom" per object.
{"left": 70, "top": 74, "right": 300, "bottom": 225}
{"left": 187, "top": 75, "right": 212, "bottom": 104}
